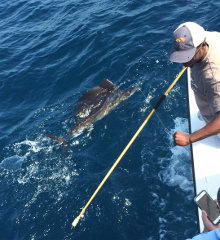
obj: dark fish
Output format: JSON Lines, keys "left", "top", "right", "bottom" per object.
{"left": 44, "top": 79, "right": 139, "bottom": 152}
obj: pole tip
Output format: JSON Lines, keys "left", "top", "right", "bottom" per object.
{"left": 72, "top": 216, "right": 80, "bottom": 227}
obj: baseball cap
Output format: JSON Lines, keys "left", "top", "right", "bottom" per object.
{"left": 169, "top": 22, "right": 206, "bottom": 63}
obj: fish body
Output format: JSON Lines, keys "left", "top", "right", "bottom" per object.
{"left": 45, "top": 79, "right": 139, "bottom": 145}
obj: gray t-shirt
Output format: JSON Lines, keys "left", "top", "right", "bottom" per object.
{"left": 191, "top": 31, "right": 220, "bottom": 124}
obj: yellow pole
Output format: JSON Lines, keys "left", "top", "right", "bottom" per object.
{"left": 72, "top": 67, "right": 187, "bottom": 227}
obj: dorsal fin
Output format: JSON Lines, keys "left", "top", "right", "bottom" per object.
{"left": 99, "top": 79, "right": 116, "bottom": 91}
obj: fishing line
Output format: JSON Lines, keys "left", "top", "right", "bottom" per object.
{"left": 72, "top": 67, "right": 187, "bottom": 227}
{"left": 140, "top": 88, "right": 170, "bottom": 135}
{"left": 140, "top": 86, "right": 190, "bottom": 172}
{"left": 140, "top": 78, "right": 192, "bottom": 171}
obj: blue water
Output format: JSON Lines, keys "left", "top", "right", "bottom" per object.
{"left": 1, "top": 1, "right": 220, "bottom": 239}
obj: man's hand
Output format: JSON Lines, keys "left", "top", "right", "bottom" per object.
{"left": 202, "top": 199, "right": 220, "bottom": 233}
{"left": 172, "top": 131, "right": 191, "bottom": 146}
{"left": 202, "top": 210, "right": 220, "bottom": 233}
{"left": 173, "top": 111, "right": 220, "bottom": 147}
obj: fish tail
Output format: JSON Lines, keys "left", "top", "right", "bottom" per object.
{"left": 44, "top": 134, "right": 67, "bottom": 157}
{"left": 62, "top": 143, "right": 67, "bottom": 158}
{"left": 44, "top": 134, "right": 65, "bottom": 143}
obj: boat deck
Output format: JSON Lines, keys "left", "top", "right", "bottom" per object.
{"left": 187, "top": 68, "right": 220, "bottom": 232}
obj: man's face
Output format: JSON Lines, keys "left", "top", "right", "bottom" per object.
{"left": 183, "top": 57, "right": 197, "bottom": 68}
{"left": 183, "top": 44, "right": 203, "bottom": 68}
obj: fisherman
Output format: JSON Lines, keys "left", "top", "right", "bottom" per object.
{"left": 169, "top": 22, "right": 220, "bottom": 146}
{"left": 186, "top": 189, "right": 220, "bottom": 239}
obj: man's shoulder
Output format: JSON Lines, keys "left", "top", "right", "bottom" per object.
{"left": 206, "top": 31, "right": 220, "bottom": 40}
{"left": 186, "top": 229, "right": 220, "bottom": 240}
{"left": 204, "top": 31, "right": 220, "bottom": 70}
{"left": 206, "top": 31, "right": 220, "bottom": 46}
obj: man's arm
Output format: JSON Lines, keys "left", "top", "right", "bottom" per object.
{"left": 173, "top": 111, "right": 220, "bottom": 146}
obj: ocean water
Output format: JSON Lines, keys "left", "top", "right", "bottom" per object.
{"left": 1, "top": 1, "right": 220, "bottom": 239}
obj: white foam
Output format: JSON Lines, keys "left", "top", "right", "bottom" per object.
{"left": 159, "top": 217, "right": 167, "bottom": 223}
{"left": 158, "top": 117, "right": 193, "bottom": 198}
{"left": 17, "top": 164, "right": 39, "bottom": 184}
{"left": 15, "top": 140, "right": 42, "bottom": 152}
{"left": 13, "top": 138, "right": 48, "bottom": 158}
{"left": 124, "top": 198, "right": 131, "bottom": 206}
{"left": 0, "top": 155, "right": 25, "bottom": 171}
{"left": 141, "top": 117, "right": 193, "bottom": 198}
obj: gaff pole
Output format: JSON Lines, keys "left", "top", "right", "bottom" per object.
{"left": 72, "top": 67, "right": 187, "bottom": 227}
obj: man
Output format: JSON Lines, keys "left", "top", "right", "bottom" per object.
{"left": 169, "top": 22, "right": 220, "bottom": 146}
{"left": 186, "top": 189, "right": 220, "bottom": 239}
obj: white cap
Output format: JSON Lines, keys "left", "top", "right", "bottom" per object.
{"left": 169, "top": 22, "right": 206, "bottom": 63}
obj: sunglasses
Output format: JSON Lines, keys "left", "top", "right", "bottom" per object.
{"left": 191, "top": 38, "right": 206, "bottom": 61}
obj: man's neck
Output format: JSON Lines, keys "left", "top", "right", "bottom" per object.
{"left": 201, "top": 44, "right": 209, "bottom": 60}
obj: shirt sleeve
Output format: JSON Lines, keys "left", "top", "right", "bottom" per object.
{"left": 206, "top": 80, "right": 220, "bottom": 115}
{"left": 186, "top": 229, "right": 220, "bottom": 240}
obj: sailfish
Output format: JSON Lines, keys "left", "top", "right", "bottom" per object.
{"left": 44, "top": 79, "right": 140, "bottom": 153}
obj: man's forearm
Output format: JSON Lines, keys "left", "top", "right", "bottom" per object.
{"left": 190, "top": 112, "right": 220, "bottom": 143}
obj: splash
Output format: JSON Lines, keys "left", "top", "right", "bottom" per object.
{"left": 141, "top": 117, "right": 193, "bottom": 199}
{"left": 158, "top": 117, "right": 193, "bottom": 198}
{"left": 0, "top": 155, "right": 25, "bottom": 171}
